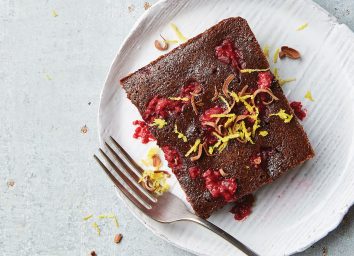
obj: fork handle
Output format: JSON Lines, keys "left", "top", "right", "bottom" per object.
{"left": 185, "top": 217, "right": 258, "bottom": 256}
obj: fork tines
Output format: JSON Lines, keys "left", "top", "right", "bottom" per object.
{"left": 94, "top": 136, "right": 157, "bottom": 211}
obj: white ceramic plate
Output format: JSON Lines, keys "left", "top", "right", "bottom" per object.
{"left": 98, "top": 0, "right": 354, "bottom": 255}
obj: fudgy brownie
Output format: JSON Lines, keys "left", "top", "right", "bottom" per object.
{"left": 120, "top": 17, "right": 314, "bottom": 218}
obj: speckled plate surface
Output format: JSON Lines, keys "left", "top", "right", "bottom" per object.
{"left": 98, "top": 0, "right": 354, "bottom": 255}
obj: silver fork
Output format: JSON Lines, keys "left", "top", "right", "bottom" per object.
{"left": 94, "top": 136, "right": 258, "bottom": 256}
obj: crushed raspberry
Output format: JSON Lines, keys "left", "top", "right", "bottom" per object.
{"left": 200, "top": 106, "right": 224, "bottom": 125}
{"left": 188, "top": 167, "right": 201, "bottom": 179}
{"left": 181, "top": 82, "right": 201, "bottom": 97}
{"left": 162, "top": 146, "right": 182, "bottom": 170}
{"left": 143, "top": 82, "right": 202, "bottom": 123}
{"left": 132, "top": 120, "right": 156, "bottom": 144}
{"left": 215, "top": 39, "right": 245, "bottom": 69}
{"left": 143, "top": 96, "right": 182, "bottom": 123}
{"left": 202, "top": 169, "right": 237, "bottom": 202}
{"left": 290, "top": 101, "right": 307, "bottom": 121}
{"left": 257, "top": 71, "right": 273, "bottom": 90}
{"left": 230, "top": 194, "right": 255, "bottom": 221}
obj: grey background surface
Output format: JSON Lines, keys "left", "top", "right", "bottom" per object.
{"left": 0, "top": 0, "right": 353, "bottom": 255}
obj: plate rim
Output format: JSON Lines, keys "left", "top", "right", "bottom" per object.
{"left": 98, "top": 0, "right": 354, "bottom": 255}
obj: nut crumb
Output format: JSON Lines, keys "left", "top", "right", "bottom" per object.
{"left": 322, "top": 247, "right": 328, "bottom": 256}
{"left": 144, "top": 2, "right": 152, "bottom": 10}
{"left": 154, "top": 38, "right": 168, "bottom": 51}
{"left": 128, "top": 4, "right": 135, "bottom": 13}
{"left": 279, "top": 46, "right": 301, "bottom": 60}
{"left": 114, "top": 233, "right": 123, "bottom": 244}
{"left": 7, "top": 179, "right": 15, "bottom": 188}
{"left": 81, "top": 125, "right": 88, "bottom": 134}
{"left": 90, "top": 251, "right": 97, "bottom": 256}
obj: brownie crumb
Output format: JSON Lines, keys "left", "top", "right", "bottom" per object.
{"left": 128, "top": 4, "right": 135, "bottom": 13}
{"left": 144, "top": 2, "right": 152, "bottom": 10}
{"left": 7, "top": 179, "right": 15, "bottom": 188}
{"left": 90, "top": 251, "right": 97, "bottom": 256}
{"left": 114, "top": 233, "right": 123, "bottom": 244}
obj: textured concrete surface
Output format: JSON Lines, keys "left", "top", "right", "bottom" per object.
{"left": 0, "top": 0, "right": 352, "bottom": 255}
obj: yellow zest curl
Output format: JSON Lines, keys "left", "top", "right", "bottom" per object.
{"left": 150, "top": 118, "right": 167, "bottom": 129}
{"left": 170, "top": 23, "right": 187, "bottom": 42}
{"left": 263, "top": 44, "right": 270, "bottom": 58}
{"left": 296, "top": 22, "right": 308, "bottom": 31}
{"left": 174, "top": 124, "right": 188, "bottom": 142}
{"left": 274, "top": 48, "right": 280, "bottom": 63}
{"left": 230, "top": 91, "right": 240, "bottom": 103}
{"left": 83, "top": 214, "right": 93, "bottom": 221}
{"left": 270, "top": 109, "right": 293, "bottom": 123}
{"left": 259, "top": 131, "right": 268, "bottom": 137}
{"left": 305, "top": 90, "right": 314, "bottom": 101}
{"left": 185, "top": 139, "right": 201, "bottom": 157}
{"left": 240, "top": 68, "right": 270, "bottom": 73}
{"left": 92, "top": 222, "right": 101, "bottom": 236}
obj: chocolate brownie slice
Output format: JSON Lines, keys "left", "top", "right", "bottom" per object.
{"left": 120, "top": 17, "right": 314, "bottom": 218}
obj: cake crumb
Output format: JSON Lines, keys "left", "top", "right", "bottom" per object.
{"left": 7, "top": 179, "right": 15, "bottom": 188}
{"left": 144, "top": 2, "right": 152, "bottom": 10}
{"left": 128, "top": 4, "right": 135, "bottom": 12}
{"left": 90, "top": 251, "right": 97, "bottom": 256}
{"left": 81, "top": 125, "right": 88, "bottom": 134}
{"left": 322, "top": 246, "right": 328, "bottom": 256}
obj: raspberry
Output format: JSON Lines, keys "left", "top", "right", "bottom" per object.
{"left": 132, "top": 120, "right": 156, "bottom": 144}
{"left": 215, "top": 39, "right": 245, "bottom": 69}
{"left": 202, "top": 169, "right": 237, "bottom": 202}
{"left": 188, "top": 167, "right": 201, "bottom": 179}
{"left": 257, "top": 71, "right": 273, "bottom": 90}
{"left": 290, "top": 101, "right": 307, "bottom": 121}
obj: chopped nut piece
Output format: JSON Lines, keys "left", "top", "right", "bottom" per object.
{"left": 81, "top": 125, "right": 88, "bottom": 134}
{"left": 279, "top": 46, "right": 301, "bottom": 59}
{"left": 152, "top": 154, "right": 161, "bottom": 168}
{"left": 219, "top": 168, "right": 228, "bottom": 177}
{"left": 190, "top": 144, "right": 203, "bottom": 161}
{"left": 212, "top": 86, "right": 219, "bottom": 101}
{"left": 154, "top": 38, "right": 169, "bottom": 51}
{"left": 222, "top": 74, "right": 235, "bottom": 98}
{"left": 114, "top": 233, "right": 123, "bottom": 244}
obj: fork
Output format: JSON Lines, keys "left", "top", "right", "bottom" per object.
{"left": 94, "top": 136, "right": 258, "bottom": 256}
